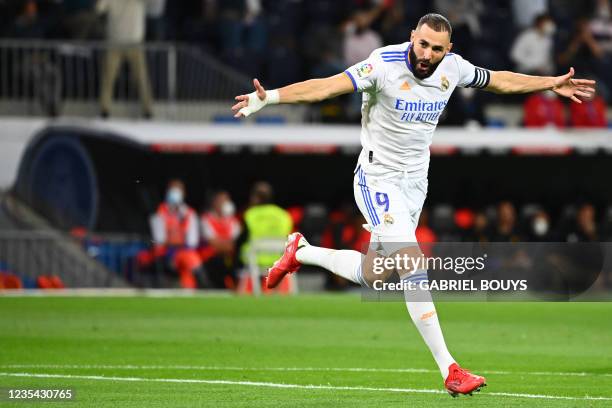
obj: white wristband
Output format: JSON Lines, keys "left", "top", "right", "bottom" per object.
{"left": 266, "top": 89, "right": 280, "bottom": 104}
{"left": 238, "top": 89, "right": 280, "bottom": 117}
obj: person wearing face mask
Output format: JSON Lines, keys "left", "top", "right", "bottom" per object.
{"left": 199, "top": 191, "right": 242, "bottom": 289}
{"left": 528, "top": 210, "right": 553, "bottom": 241}
{"left": 149, "top": 179, "right": 202, "bottom": 289}
{"left": 510, "top": 14, "right": 557, "bottom": 76}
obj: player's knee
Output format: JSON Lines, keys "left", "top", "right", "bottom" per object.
{"left": 362, "top": 265, "right": 394, "bottom": 287}
{"left": 361, "top": 247, "right": 423, "bottom": 287}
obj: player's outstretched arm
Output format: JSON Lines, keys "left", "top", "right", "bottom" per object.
{"left": 232, "top": 73, "right": 354, "bottom": 118}
{"left": 485, "top": 67, "right": 596, "bottom": 103}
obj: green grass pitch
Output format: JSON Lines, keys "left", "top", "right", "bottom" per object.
{"left": 0, "top": 294, "right": 611, "bottom": 407}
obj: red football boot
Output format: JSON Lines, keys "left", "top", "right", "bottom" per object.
{"left": 266, "top": 232, "right": 306, "bottom": 289}
{"left": 444, "top": 363, "right": 487, "bottom": 397}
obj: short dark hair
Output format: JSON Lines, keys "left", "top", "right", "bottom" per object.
{"left": 534, "top": 13, "right": 551, "bottom": 26}
{"left": 167, "top": 179, "right": 185, "bottom": 192}
{"left": 250, "top": 181, "right": 274, "bottom": 205}
{"left": 417, "top": 13, "right": 452, "bottom": 37}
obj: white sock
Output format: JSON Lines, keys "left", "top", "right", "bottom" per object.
{"left": 296, "top": 245, "right": 365, "bottom": 285}
{"left": 297, "top": 244, "right": 455, "bottom": 378}
{"left": 403, "top": 271, "right": 455, "bottom": 379}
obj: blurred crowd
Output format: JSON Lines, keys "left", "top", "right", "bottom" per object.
{"left": 415, "top": 201, "right": 607, "bottom": 244}
{"left": 141, "top": 178, "right": 610, "bottom": 290}
{"left": 0, "top": 0, "right": 610, "bottom": 124}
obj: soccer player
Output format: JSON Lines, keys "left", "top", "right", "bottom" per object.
{"left": 231, "top": 13, "right": 595, "bottom": 397}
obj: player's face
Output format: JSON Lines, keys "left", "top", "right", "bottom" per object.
{"left": 409, "top": 24, "right": 452, "bottom": 79}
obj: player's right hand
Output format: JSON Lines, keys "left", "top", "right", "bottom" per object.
{"left": 232, "top": 78, "right": 267, "bottom": 118}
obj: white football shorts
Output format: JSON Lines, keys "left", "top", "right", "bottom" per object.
{"left": 353, "top": 163, "right": 427, "bottom": 254}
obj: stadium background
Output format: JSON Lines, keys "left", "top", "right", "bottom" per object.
{"left": 0, "top": 0, "right": 610, "bottom": 289}
{"left": 0, "top": 1, "right": 611, "bottom": 406}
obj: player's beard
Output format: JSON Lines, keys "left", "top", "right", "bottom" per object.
{"left": 409, "top": 46, "right": 443, "bottom": 79}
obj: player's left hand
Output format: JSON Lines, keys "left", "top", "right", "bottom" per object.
{"left": 552, "top": 67, "right": 596, "bottom": 103}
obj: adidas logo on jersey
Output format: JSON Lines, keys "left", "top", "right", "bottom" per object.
{"left": 399, "top": 81, "right": 411, "bottom": 91}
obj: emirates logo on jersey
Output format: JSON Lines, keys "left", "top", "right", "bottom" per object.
{"left": 440, "top": 76, "right": 450, "bottom": 91}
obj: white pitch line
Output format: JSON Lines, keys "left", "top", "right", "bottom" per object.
{"left": 1, "top": 364, "right": 611, "bottom": 378}
{"left": 1, "top": 372, "right": 611, "bottom": 402}
{"left": 0, "top": 364, "right": 433, "bottom": 373}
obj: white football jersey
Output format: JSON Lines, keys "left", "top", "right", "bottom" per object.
{"left": 344, "top": 42, "right": 490, "bottom": 178}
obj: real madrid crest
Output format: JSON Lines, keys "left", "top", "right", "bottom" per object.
{"left": 383, "top": 213, "right": 394, "bottom": 225}
{"left": 440, "top": 75, "right": 449, "bottom": 91}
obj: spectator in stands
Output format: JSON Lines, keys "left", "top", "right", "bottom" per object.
{"left": 149, "top": 179, "right": 202, "bottom": 288}
{"left": 527, "top": 210, "right": 553, "bottom": 241}
{"left": 98, "top": 0, "right": 154, "bottom": 118}
{"left": 5, "top": 0, "right": 44, "bottom": 38}
{"left": 342, "top": 6, "right": 385, "bottom": 120}
{"left": 560, "top": 203, "right": 604, "bottom": 291}
{"left": 60, "top": 0, "right": 103, "bottom": 39}
{"left": 199, "top": 191, "right": 241, "bottom": 289}
{"left": 464, "top": 210, "right": 490, "bottom": 242}
{"left": 570, "top": 94, "right": 608, "bottom": 126}
{"left": 557, "top": 16, "right": 611, "bottom": 97}
{"left": 565, "top": 203, "right": 599, "bottom": 242}
{"left": 523, "top": 91, "right": 567, "bottom": 128}
{"left": 491, "top": 201, "right": 522, "bottom": 242}
{"left": 590, "top": 0, "right": 612, "bottom": 43}
{"left": 590, "top": 0, "right": 612, "bottom": 51}
{"left": 510, "top": 14, "right": 557, "bottom": 75}
{"left": 558, "top": 18, "right": 601, "bottom": 69}
{"left": 238, "top": 181, "right": 293, "bottom": 288}
{"left": 342, "top": 8, "right": 384, "bottom": 68}
{"left": 588, "top": 0, "right": 612, "bottom": 94}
